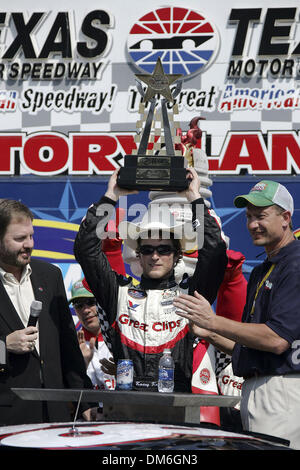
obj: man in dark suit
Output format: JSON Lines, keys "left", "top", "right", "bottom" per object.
{"left": 0, "top": 199, "right": 94, "bottom": 425}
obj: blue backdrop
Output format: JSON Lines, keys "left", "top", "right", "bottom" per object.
{"left": 1, "top": 175, "right": 299, "bottom": 299}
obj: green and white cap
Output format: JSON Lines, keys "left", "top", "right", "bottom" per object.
{"left": 234, "top": 180, "right": 294, "bottom": 215}
{"left": 68, "top": 279, "right": 94, "bottom": 304}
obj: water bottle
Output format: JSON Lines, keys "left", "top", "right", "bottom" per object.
{"left": 158, "top": 349, "right": 174, "bottom": 393}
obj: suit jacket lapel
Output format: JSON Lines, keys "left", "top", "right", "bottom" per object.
{"left": 0, "top": 280, "right": 25, "bottom": 331}
{"left": 30, "top": 264, "right": 48, "bottom": 358}
{"left": 30, "top": 267, "right": 46, "bottom": 305}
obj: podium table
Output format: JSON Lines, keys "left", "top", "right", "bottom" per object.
{"left": 12, "top": 388, "right": 240, "bottom": 425}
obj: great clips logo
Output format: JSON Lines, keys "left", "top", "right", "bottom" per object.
{"left": 127, "top": 7, "right": 219, "bottom": 77}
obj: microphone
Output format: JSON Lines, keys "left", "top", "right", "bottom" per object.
{"left": 27, "top": 300, "right": 42, "bottom": 327}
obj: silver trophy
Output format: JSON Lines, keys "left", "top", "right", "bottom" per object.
{"left": 117, "top": 57, "right": 190, "bottom": 191}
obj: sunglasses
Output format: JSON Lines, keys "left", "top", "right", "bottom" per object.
{"left": 72, "top": 299, "right": 97, "bottom": 309}
{"left": 139, "top": 244, "right": 175, "bottom": 256}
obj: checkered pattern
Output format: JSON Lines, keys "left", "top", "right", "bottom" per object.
{"left": 193, "top": 338, "right": 232, "bottom": 378}
{"left": 133, "top": 102, "right": 181, "bottom": 155}
{"left": 215, "top": 349, "right": 232, "bottom": 378}
{"left": 1, "top": 61, "right": 299, "bottom": 159}
{"left": 96, "top": 303, "right": 113, "bottom": 354}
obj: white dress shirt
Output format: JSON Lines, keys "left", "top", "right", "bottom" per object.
{"left": 0, "top": 264, "right": 39, "bottom": 353}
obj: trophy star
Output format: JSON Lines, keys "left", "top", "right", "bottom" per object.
{"left": 135, "top": 57, "right": 182, "bottom": 103}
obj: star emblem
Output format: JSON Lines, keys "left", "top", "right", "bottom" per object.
{"left": 135, "top": 57, "right": 182, "bottom": 103}
{"left": 30, "top": 181, "right": 87, "bottom": 222}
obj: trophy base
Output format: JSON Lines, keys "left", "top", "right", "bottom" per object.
{"left": 117, "top": 155, "right": 190, "bottom": 192}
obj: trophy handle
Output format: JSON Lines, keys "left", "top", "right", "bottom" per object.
{"left": 172, "top": 79, "right": 183, "bottom": 99}
{"left": 161, "top": 99, "right": 175, "bottom": 156}
{"left": 135, "top": 79, "right": 145, "bottom": 99}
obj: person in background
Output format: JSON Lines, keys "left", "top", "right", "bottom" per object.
{"left": 0, "top": 199, "right": 94, "bottom": 425}
{"left": 70, "top": 279, "right": 116, "bottom": 390}
{"left": 174, "top": 180, "right": 300, "bottom": 449}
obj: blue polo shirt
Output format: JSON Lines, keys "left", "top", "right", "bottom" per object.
{"left": 232, "top": 239, "right": 300, "bottom": 378}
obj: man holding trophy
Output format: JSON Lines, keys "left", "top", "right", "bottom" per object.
{"left": 74, "top": 59, "right": 227, "bottom": 392}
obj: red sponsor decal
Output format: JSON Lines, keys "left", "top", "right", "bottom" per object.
{"left": 199, "top": 368, "right": 210, "bottom": 385}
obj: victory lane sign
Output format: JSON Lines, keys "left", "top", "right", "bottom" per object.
{"left": 117, "top": 57, "right": 191, "bottom": 191}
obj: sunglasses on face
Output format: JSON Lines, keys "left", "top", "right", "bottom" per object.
{"left": 72, "top": 299, "right": 97, "bottom": 309}
{"left": 139, "top": 244, "right": 175, "bottom": 256}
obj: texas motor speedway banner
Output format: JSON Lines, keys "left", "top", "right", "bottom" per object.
{"left": 0, "top": 0, "right": 300, "bottom": 309}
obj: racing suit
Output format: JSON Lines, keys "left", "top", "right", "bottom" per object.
{"left": 74, "top": 195, "right": 227, "bottom": 392}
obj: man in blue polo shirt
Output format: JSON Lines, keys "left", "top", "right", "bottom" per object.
{"left": 174, "top": 180, "right": 300, "bottom": 449}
